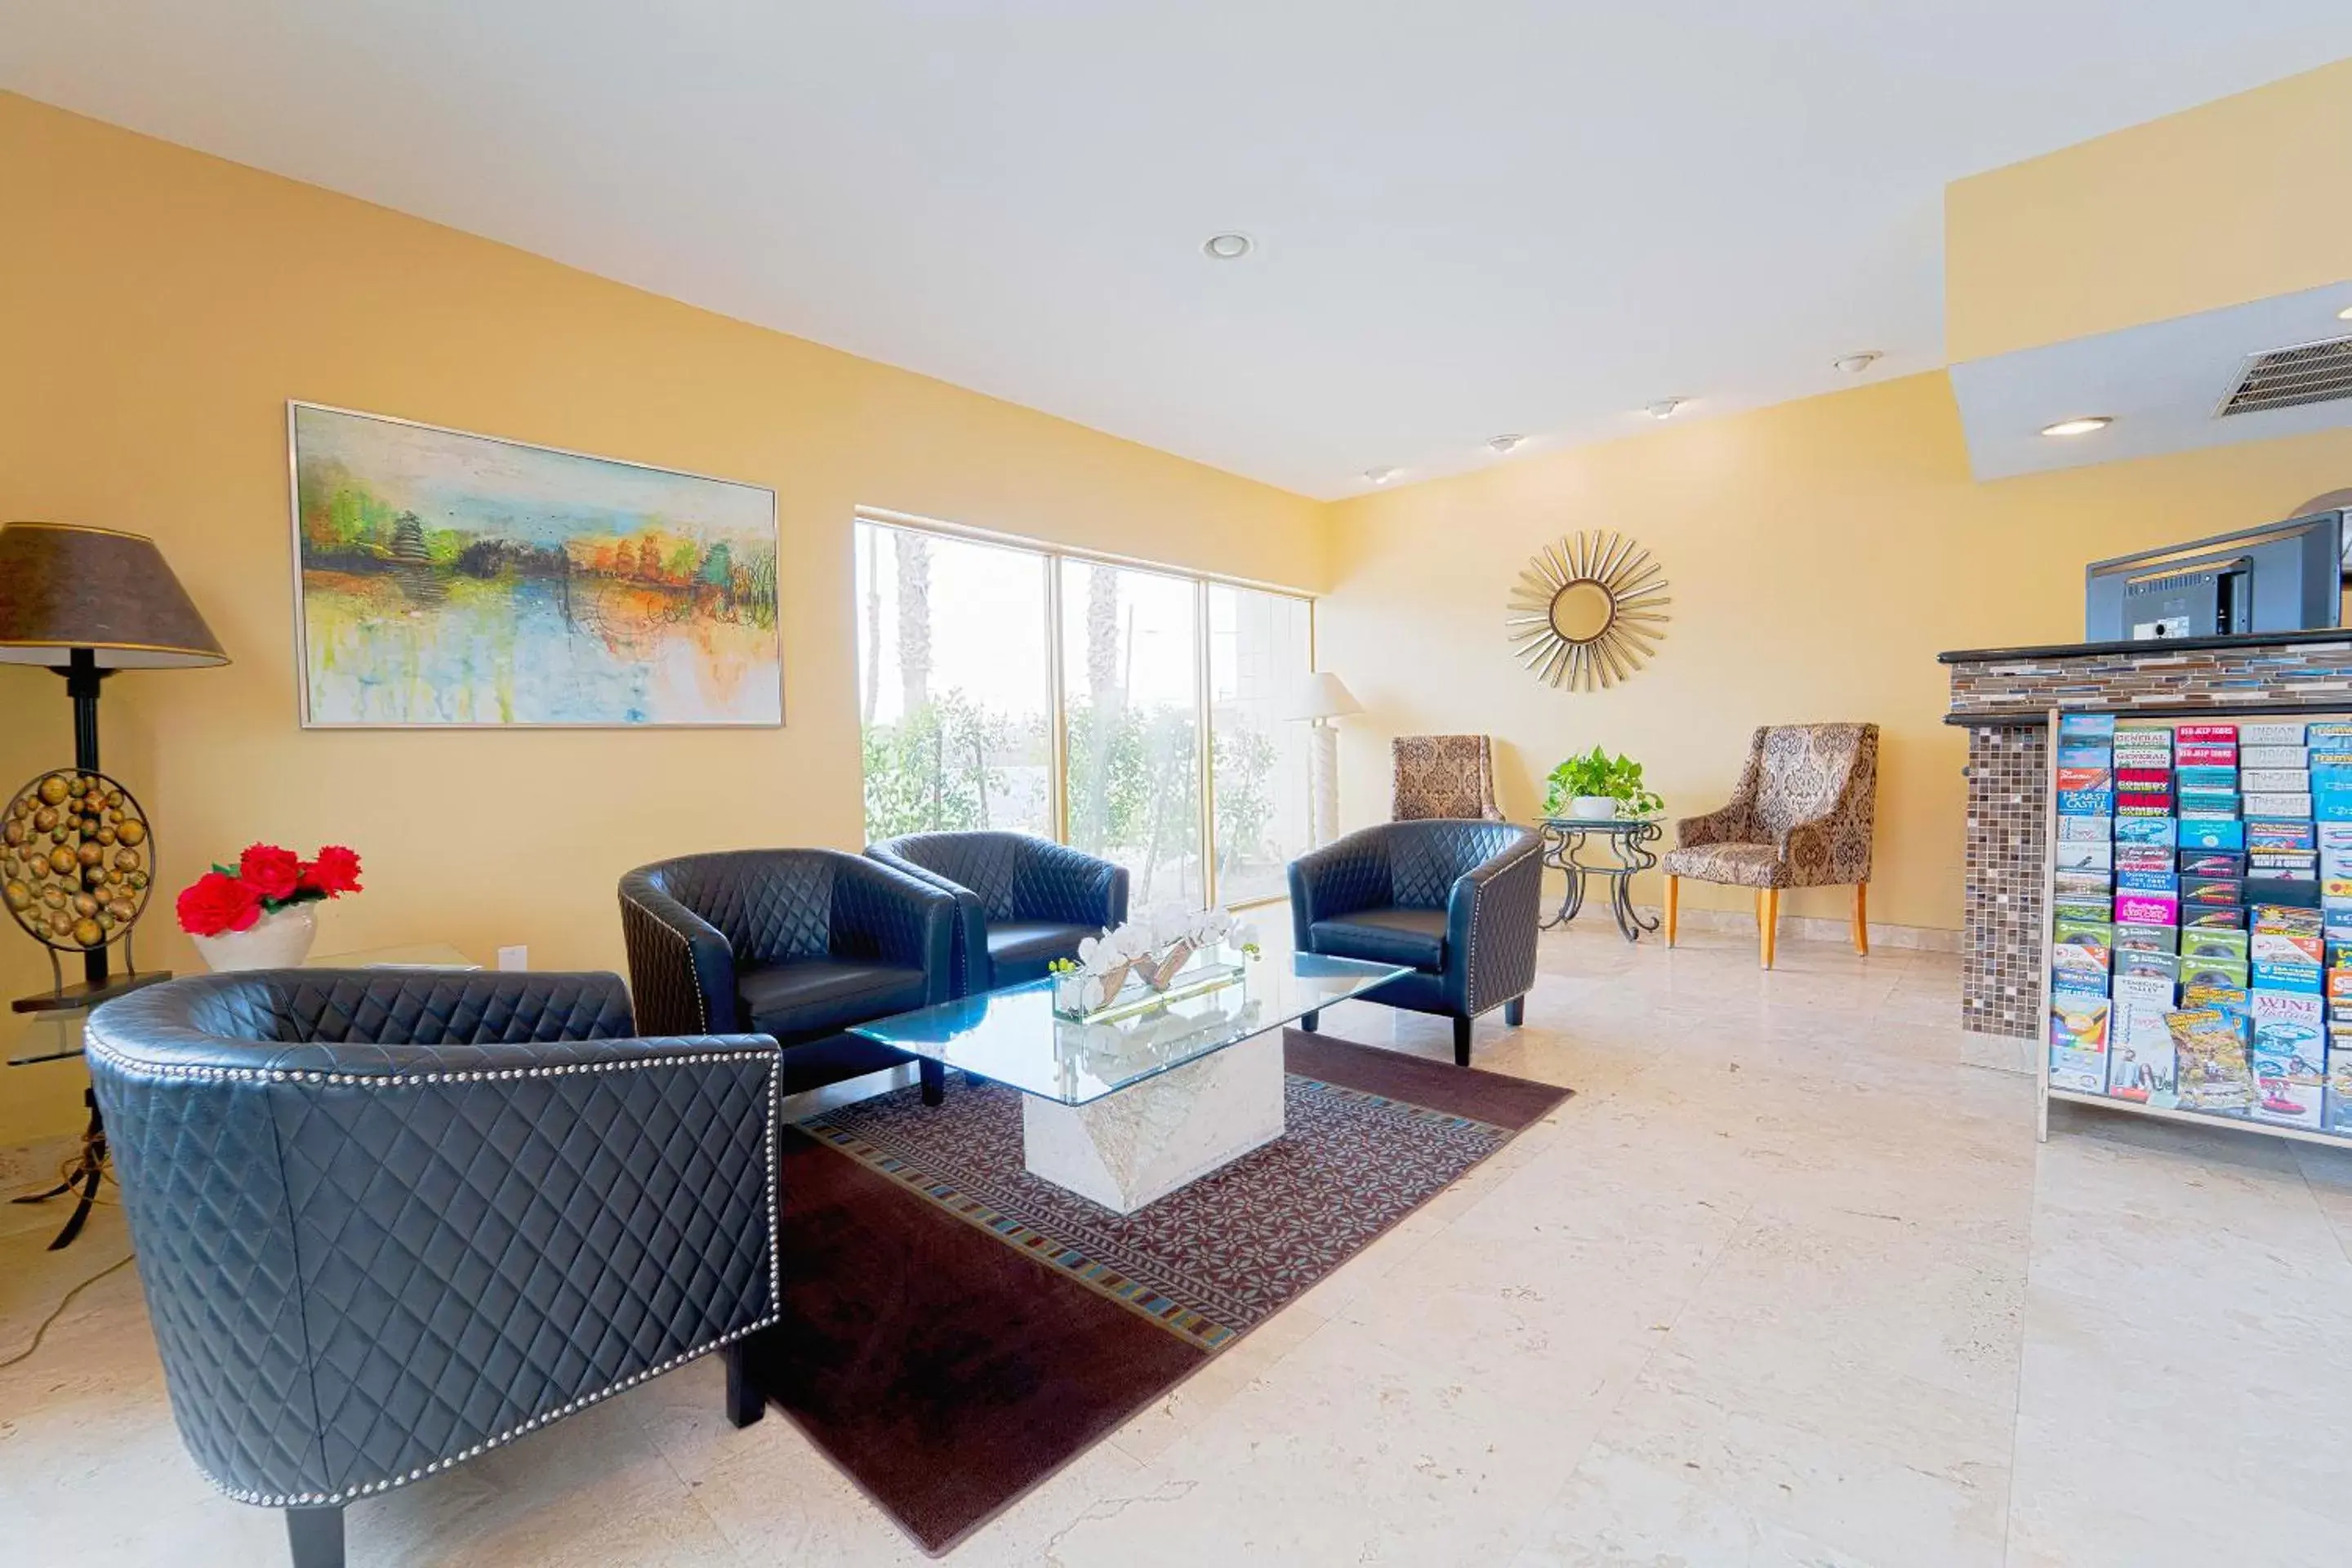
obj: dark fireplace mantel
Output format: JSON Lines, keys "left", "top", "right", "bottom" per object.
{"left": 1938, "top": 627, "right": 2352, "bottom": 665}
{"left": 1942, "top": 629, "right": 2352, "bottom": 728}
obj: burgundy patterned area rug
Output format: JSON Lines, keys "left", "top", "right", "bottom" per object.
{"left": 742, "top": 1029, "right": 1570, "bottom": 1555}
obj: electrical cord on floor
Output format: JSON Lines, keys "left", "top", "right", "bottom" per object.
{"left": 0, "top": 1252, "right": 134, "bottom": 1369}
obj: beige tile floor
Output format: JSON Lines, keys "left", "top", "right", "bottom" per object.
{"left": 7, "top": 923, "right": 2352, "bottom": 1566}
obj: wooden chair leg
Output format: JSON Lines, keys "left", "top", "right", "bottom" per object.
{"left": 1759, "top": 888, "right": 1779, "bottom": 969}
{"left": 1851, "top": 883, "right": 1869, "bottom": 956}
{"left": 1664, "top": 875, "right": 1679, "bottom": 947}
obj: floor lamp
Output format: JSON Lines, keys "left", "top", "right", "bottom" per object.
{"left": 1285, "top": 671, "right": 1361, "bottom": 848}
{"left": 0, "top": 520, "right": 228, "bottom": 1248}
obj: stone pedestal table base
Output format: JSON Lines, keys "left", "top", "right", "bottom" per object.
{"left": 1020, "top": 1030, "right": 1285, "bottom": 1214}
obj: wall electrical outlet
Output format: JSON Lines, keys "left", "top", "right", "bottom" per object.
{"left": 497, "top": 944, "right": 528, "bottom": 972}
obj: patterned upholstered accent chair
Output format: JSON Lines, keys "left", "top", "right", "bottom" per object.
{"left": 620, "top": 849, "right": 955, "bottom": 1101}
{"left": 1288, "top": 819, "right": 1544, "bottom": 1065}
{"left": 866, "top": 830, "right": 1129, "bottom": 997}
{"left": 1660, "top": 723, "right": 1880, "bottom": 969}
{"left": 84, "top": 969, "right": 779, "bottom": 1568}
{"left": 1391, "top": 733, "right": 1506, "bottom": 822}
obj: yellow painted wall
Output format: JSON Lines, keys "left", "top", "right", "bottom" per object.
{"left": 1321, "top": 372, "right": 2352, "bottom": 933}
{"left": 1947, "top": 57, "right": 2352, "bottom": 362}
{"left": 10, "top": 60, "right": 2352, "bottom": 1147}
{"left": 0, "top": 94, "right": 1325, "bottom": 1143}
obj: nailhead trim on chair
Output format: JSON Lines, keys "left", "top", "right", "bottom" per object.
{"left": 84, "top": 1029, "right": 781, "bottom": 1511}
{"left": 620, "top": 890, "right": 713, "bottom": 1032}
{"left": 86, "top": 1039, "right": 769, "bottom": 1085}
{"left": 185, "top": 1316, "right": 778, "bottom": 1508}
{"left": 1464, "top": 843, "right": 1539, "bottom": 1015}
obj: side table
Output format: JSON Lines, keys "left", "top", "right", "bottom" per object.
{"left": 309, "top": 942, "right": 480, "bottom": 970}
{"left": 7, "top": 1004, "right": 118, "bottom": 1250}
{"left": 1538, "top": 817, "right": 1663, "bottom": 942}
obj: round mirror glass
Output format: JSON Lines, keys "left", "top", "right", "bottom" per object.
{"left": 1548, "top": 579, "right": 1615, "bottom": 643}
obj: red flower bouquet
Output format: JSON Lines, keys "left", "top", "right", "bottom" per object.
{"left": 176, "top": 844, "right": 364, "bottom": 937}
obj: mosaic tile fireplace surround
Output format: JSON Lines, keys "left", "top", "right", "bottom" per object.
{"left": 1944, "top": 629, "right": 2352, "bottom": 1039}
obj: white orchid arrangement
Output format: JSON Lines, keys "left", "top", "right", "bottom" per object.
{"left": 1050, "top": 903, "right": 1261, "bottom": 1016}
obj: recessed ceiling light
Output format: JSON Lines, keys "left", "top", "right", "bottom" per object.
{"left": 1202, "top": 232, "right": 1254, "bottom": 261}
{"left": 2041, "top": 416, "right": 2112, "bottom": 438}
{"left": 1363, "top": 466, "right": 1398, "bottom": 485}
{"left": 1644, "top": 399, "right": 1686, "bottom": 420}
{"left": 1832, "top": 352, "right": 1882, "bottom": 375}
{"left": 1486, "top": 434, "right": 1526, "bottom": 454}
{"left": 2338, "top": 304, "right": 2352, "bottom": 321}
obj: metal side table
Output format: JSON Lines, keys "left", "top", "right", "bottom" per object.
{"left": 7, "top": 1004, "right": 122, "bottom": 1250}
{"left": 1538, "top": 816, "right": 1663, "bottom": 942}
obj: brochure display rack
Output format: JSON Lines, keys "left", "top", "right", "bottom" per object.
{"left": 2040, "top": 709, "right": 2352, "bottom": 1148}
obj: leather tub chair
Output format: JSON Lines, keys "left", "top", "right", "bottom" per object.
{"left": 866, "top": 830, "right": 1129, "bottom": 997}
{"left": 620, "top": 848, "right": 956, "bottom": 1101}
{"left": 1288, "top": 819, "right": 1544, "bottom": 1065}
{"left": 84, "top": 969, "right": 779, "bottom": 1568}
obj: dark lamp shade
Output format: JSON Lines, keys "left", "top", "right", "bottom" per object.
{"left": 0, "top": 521, "right": 228, "bottom": 670}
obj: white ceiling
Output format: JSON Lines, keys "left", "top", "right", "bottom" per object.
{"left": 1950, "top": 283, "right": 2352, "bottom": 483}
{"left": 8, "top": 3, "right": 2352, "bottom": 499}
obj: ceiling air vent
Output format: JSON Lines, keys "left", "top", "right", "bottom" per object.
{"left": 2217, "top": 333, "right": 2352, "bottom": 417}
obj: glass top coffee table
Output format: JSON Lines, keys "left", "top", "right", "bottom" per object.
{"left": 853, "top": 947, "right": 1410, "bottom": 1214}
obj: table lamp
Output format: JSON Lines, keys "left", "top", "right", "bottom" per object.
{"left": 0, "top": 520, "right": 229, "bottom": 1002}
{"left": 1284, "top": 670, "right": 1361, "bottom": 848}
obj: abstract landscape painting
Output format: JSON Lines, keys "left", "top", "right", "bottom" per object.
{"left": 290, "top": 403, "right": 782, "bottom": 727}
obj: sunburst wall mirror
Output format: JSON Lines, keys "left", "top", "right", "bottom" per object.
{"left": 1506, "top": 530, "right": 1670, "bottom": 691}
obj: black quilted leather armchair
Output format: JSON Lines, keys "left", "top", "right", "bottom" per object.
{"left": 619, "top": 848, "right": 956, "bottom": 1100}
{"left": 82, "top": 969, "right": 779, "bottom": 1568}
{"left": 1288, "top": 820, "right": 1544, "bottom": 1065}
{"left": 866, "top": 830, "right": 1129, "bottom": 996}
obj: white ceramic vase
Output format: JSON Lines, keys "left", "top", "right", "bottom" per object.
{"left": 1570, "top": 795, "right": 1621, "bottom": 821}
{"left": 191, "top": 904, "right": 318, "bottom": 972}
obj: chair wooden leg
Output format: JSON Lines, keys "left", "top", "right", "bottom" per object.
{"left": 1851, "top": 883, "right": 1869, "bottom": 956}
{"left": 1451, "top": 1015, "right": 1472, "bottom": 1067}
{"left": 1759, "top": 888, "right": 1779, "bottom": 969}
{"left": 1664, "top": 875, "right": 1679, "bottom": 947}
{"left": 1503, "top": 995, "right": 1525, "bottom": 1027}
{"left": 1299, "top": 1009, "right": 1320, "bottom": 1034}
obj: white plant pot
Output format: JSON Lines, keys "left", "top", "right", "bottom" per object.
{"left": 1569, "top": 795, "right": 1621, "bottom": 821}
{"left": 191, "top": 904, "right": 317, "bottom": 972}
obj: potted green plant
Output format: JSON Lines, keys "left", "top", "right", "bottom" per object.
{"left": 1543, "top": 747, "right": 1664, "bottom": 822}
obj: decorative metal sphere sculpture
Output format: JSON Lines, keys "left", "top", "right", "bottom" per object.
{"left": 2, "top": 770, "right": 154, "bottom": 955}
{"left": 1506, "top": 530, "right": 1670, "bottom": 691}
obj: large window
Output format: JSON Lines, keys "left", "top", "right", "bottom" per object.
{"left": 1209, "top": 584, "right": 1314, "bottom": 904}
{"left": 855, "top": 516, "right": 1312, "bottom": 909}
{"left": 1062, "top": 560, "right": 1203, "bottom": 909}
{"left": 856, "top": 526, "right": 1053, "bottom": 840}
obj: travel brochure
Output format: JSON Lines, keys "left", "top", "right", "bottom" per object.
{"left": 2046, "top": 715, "right": 2352, "bottom": 1137}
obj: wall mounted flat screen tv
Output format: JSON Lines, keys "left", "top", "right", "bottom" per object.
{"left": 2085, "top": 510, "right": 2346, "bottom": 643}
